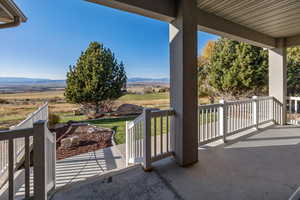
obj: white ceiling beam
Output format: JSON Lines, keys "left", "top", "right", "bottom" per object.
{"left": 196, "top": 9, "right": 276, "bottom": 48}
{"left": 86, "top": 0, "right": 176, "bottom": 22}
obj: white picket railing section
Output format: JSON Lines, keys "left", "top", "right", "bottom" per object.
{"left": 287, "top": 96, "right": 300, "bottom": 125}
{"left": 0, "top": 102, "right": 48, "bottom": 185}
{"left": 11, "top": 103, "right": 48, "bottom": 167}
{"left": 126, "top": 109, "right": 175, "bottom": 169}
{"left": 126, "top": 96, "right": 284, "bottom": 169}
{"left": 0, "top": 103, "right": 55, "bottom": 200}
{"left": 198, "top": 96, "right": 283, "bottom": 145}
{"left": 126, "top": 114, "right": 144, "bottom": 165}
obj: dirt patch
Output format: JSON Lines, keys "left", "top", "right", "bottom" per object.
{"left": 53, "top": 124, "right": 113, "bottom": 160}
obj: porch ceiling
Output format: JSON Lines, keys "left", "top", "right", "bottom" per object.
{"left": 0, "top": 3, "right": 12, "bottom": 22}
{"left": 0, "top": 0, "right": 26, "bottom": 23}
{"left": 197, "top": 0, "right": 300, "bottom": 38}
{"left": 89, "top": 0, "right": 300, "bottom": 48}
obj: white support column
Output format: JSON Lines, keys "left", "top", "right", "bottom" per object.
{"left": 268, "top": 39, "right": 287, "bottom": 125}
{"left": 169, "top": 0, "right": 198, "bottom": 166}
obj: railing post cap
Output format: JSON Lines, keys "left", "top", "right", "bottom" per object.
{"left": 252, "top": 96, "right": 258, "bottom": 99}
{"left": 143, "top": 108, "right": 152, "bottom": 113}
{"left": 33, "top": 120, "right": 46, "bottom": 126}
{"left": 219, "top": 99, "right": 226, "bottom": 104}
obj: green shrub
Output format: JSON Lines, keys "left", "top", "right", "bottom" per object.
{"left": 48, "top": 113, "right": 60, "bottom": 127}
{"left": 143, "top": 87, "right": 154, "bottom": 94}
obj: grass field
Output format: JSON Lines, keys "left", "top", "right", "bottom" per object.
{"left": 0, "top": 90, "right": 210, "bottom": 139}
{"left": 0, "top": 90, "right": 171, "bottom": 129}
{"left": 86, "top": 117, "right": 137, "bottom": 144}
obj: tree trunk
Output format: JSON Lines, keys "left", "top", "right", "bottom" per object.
{"left": 95, "top": 102, "right": 100, "bottom": 114}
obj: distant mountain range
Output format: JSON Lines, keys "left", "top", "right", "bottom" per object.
{"left": 0, "top": 77, "right": 170, "bottom": 86}
{"left": 0, "top": 77, "right": 65, "bottom": 84}
{"left": 128, "top": 77, "right": 169, "bottom": 83}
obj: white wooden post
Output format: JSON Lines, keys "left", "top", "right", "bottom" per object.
{"left": 252, "top": 96, "right": 259, "bottom": 129}
{"left": 269, "top": 97, "right": 274, "bottom": 122}
{"left": 143, "top": 109, "right": 152, "bottom": 171}
{"left": 219, "top": 100, "right": 227, "bottom": 143}
{"left": 8, "top": 139, "right": 14, "bottom": 200}
{"left": 125, "top": 121, "right": 129, "bottom": 167}
{"left": 33, "top": 120, "right": 47, "bottom": 200}
{"left": 52, "top": 131, "right": 56, "bottom": 190}
{"left": 289, "top": 99, "right": 292, "bottom": 114}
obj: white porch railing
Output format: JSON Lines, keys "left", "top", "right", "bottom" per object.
{"left": 198, "top": 96, "right": 283, "bottom": 145}
{"left": 0, "top": 103, "right": 55, "bottom": 200}
{"left": 287, "top": 96, "right": 300, "bottom": 125}
{"left": 0, "top": 102, "right": 48, "bottom": 186}
{"left": 126, "top": 96, "right": 283, "bottom": 169}
{"left": 126, "top": 109, "right": 175, "bottom": 169}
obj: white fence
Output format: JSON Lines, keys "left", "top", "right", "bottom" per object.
{"left": 198, "top": 96, "right": 283, "bottom": 145}
{"left": 0, "top": 103, "right": 55, "bottom": 200}
{"left": 126, "top": 96, "right": 284, "bottom": 169}
{"left": 287, "top": 96, "right": 300, "bottom": 125}
{"left": 126, "top": 109, "right": 175, "bottom": 169}
{"left": 0, "top": 103, "right": 48, "bottom": 185}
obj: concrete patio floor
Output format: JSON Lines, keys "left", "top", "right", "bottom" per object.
{"left": 0, "top": 145, "right": 126, "bottom": 200}
{"left": 51, "top": 125, "right": 300, "bottom": 200}
{"left": 154, "top": 125, "right": 300, "bottom": 200}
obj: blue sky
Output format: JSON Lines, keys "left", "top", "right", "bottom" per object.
{"left": 0, "top": 0, "right": 218, "bottom": 80}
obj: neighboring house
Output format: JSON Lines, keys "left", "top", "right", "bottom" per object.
{"left": 0, "top": 0, "right": 26, "bottom": 29}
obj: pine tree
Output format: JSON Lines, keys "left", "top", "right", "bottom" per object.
{"left": 198, "top": 41, "right": 216, "bottom": 101}
{"left": 287, "top": 49, "right": 300, "bottom": 96}
{"left": 64, "top": 42, "right": 127, "bottom": 113}
{"left": 208, "top": 38, "right": 268, "bottom": 99}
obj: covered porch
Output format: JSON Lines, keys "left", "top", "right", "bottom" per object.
{"left": 2, "top": 0, "right": 300, "bottom": 199}
{"left": 88, "top": 0, "right": 297, "bottom": 168}
{"left": 50, "top": 124, "right": 300, "bottom": 200}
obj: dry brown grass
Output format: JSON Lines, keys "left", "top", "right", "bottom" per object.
{"left": 0, "top": 90, "right": 210, "bottom": 130}
{"left": 0, "top": 90, "right": 64, "bottom": 100}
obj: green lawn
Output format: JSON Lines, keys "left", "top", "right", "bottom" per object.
{"left": 59, "top": 112, "right": 88, "bottom": 123}
{"left": 118, "top": 92, "right": 169, "bottom": 101}
{"left": 86, "top": 116, "right": 137, "bottom": 144}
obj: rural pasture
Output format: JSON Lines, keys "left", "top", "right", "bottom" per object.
{"left": 0, "top": 89, "right": 210, "bottom": 143}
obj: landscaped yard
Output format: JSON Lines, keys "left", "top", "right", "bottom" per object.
{"left": 0, "top": 90, "right": 210, "bottom": 143}
{"left": 0, "top": 90, "right": 171, "bottom": 129}
{"left": 86, "top": 116, "right": 137, "bottom": 144}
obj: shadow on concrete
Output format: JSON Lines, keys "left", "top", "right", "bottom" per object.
{"left": 154, "top": 126, "right": 300, "bottom": 200}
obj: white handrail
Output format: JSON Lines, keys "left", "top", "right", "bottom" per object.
{"left": 198, "top": 96, "right": 282, "bottom": 145}
{"left": 126, "top": 108, "right": 175, "bottom": 168}
{"left": 126, "top": 96, "right": 284, "bottom": 170}
{"left": 0, "top": 102, "right": 50, "bottom": 200}
{"left": 0, "top": 120, "right": 55, "bottom": 200}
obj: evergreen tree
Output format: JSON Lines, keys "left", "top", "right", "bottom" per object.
{"left": 198, "top": 41, "right": 216, "bottom": 102}
{"left": 207, "top": 38, "right": 268, "bottom": 99}
{"left": 287, "top": 47, "right": 300, "bottom": 96}
{"left": 64, "top": 42, "right": 127, "bottom": 113}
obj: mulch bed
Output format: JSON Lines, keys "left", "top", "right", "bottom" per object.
{"left": 52, "top": 124, "right": 113, "bottom": 160}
